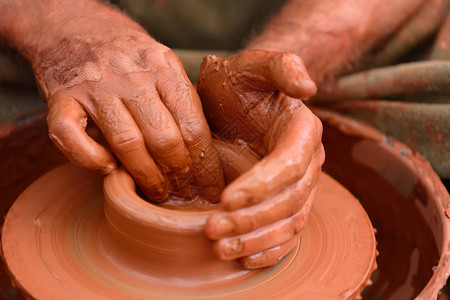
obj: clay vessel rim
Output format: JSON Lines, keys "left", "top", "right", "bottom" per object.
{"left": 103, "top": 169, "right": 218, "bottom": 230}
{"left": 315, "top": 107, "right": 450, "bottom": 298}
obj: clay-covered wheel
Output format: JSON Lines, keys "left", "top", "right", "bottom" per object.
{"left": 2, "top": 160, "right": 376, "bottom": 299}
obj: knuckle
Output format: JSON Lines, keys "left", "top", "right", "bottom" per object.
{"left": 48, "top": 124, "right": 61, "bottom": 140}
{"left": 48, "top": 129, "right": 63, "bottom": 146}
{"left": 153, "top": 132, "right": 184, "bottom": 153}
{"left": 136, "top": 174, "right": 168, "bottom": 198}
{"left": 292, "top": 212, "right": 307, "bottom": 234}
{"left": 183, "top": 119, "right": 208, "bottom": 147}
{"left": 110, "top": 131, "right": 144, "bottom": 153}
{"left": 314, "top": 115, "right": 323, "bottom": 135}
{"left": 48, "top": 117, "right": 70, "bottom": 142}
{"left": 142, "top": 180, "right": 167, "bottom": 195}
{"left": 163, "top": 49, "right": 179, "bottom": 61}
{"left": 318, "top": 143, "right": 326, "bottom": 165}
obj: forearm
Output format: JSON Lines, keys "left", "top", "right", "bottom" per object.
{"left": 0, "top": 0, "right": 147, "bottom": 63}
{"left": 247, "top": 0, "right": 425, "bottom": 83}
{"left": 0, "top": 0, "right": 156, "bottom": 98}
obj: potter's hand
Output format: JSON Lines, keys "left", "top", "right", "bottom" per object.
{"left": 197, "top": 50, "right": 324, "bottom": 269}
{"left": 39, "top": 30, "right": 224, "bottom": 201}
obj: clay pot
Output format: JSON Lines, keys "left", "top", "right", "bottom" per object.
{"left": 1, "top": 133, "right": 377, "bottom": 299}
{"left": 101, "top": 140, "right": 260, "bottom": 286}
{"left": 0, "top": 109, "right": 448, "bottom": 299}
{"left": 315, "top": 108, "right": 450, "bottom": 299}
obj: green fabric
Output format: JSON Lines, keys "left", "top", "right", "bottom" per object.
{"left": 319, "top": 5, "right": 450, "bottom": 178}
{"left": 115, "top": 0, "right": 285, "bottom": 50}
{"left": 326, "top": 101, "right": 450, "bottom": 178}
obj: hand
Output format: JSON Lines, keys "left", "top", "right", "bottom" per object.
{"left": 36, "top": 29, "right": 224, "bottom": 201}
{"left": 197, "top": 50, "right": 324, "bottom": 269}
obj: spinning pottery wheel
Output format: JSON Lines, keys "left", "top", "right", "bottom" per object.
{"left": 2, "top": 141, "right": 377, "bottom": 299}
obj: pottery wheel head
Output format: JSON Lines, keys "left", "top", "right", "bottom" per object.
{"left": 2, "top": 143, "right": 377, "bottom": 299}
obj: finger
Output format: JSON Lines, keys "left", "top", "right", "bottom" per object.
{"left": 240, "top": 237, "right": 298, "bottom": 269}
{"left": 212, "top": 208, "right": 311, "bottom": 261}
{"left": 123, "top": 88, "right": 194, "bottom": 195}
{"left": 216, "top": 50, "right": 315, "bottom": 98}
{"left": 206, "top": 145, "right": 323, "bottom": 240}
{"left": 157, "top": 51, "right": 224, "bottom": 201}
{"left": 221, "top": 105, "right": 323, "bottom": 211}
{"left": 84, "top": 95, "right": 168, "bottom": 201}
{"left": 268, "top": 52, "right": 317, "bottom": 99}
{"left": 47, "top": 93, "right": 116, "bottom": 174}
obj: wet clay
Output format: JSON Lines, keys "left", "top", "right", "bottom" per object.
{"left": 315, "top": 108, "right": 450, "bottom": 299}
{"left": 2, "top": 107, "right": 448, "bottom": 298}
{"left": 157, "top": 139, "right": 260, "bottom": 210}
{"left": 2, "top": 146, "right": 376, "bottom": 299}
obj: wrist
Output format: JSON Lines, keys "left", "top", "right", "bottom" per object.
{"left": 1, "top": 0, "right": 148, "bottom": 63}
{"left": 246, "top": 0, "right": 425, "bottom": 84}
{"left": 1, "top": 0, "right": 162, "bottom": 98}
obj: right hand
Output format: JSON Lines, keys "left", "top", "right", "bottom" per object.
{"left": 35, "top": 28, "right": 224, "bottom": 202}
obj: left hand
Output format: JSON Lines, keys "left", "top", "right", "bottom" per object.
{"left": 197, "top": 50, "right": 325, "bottom": 269}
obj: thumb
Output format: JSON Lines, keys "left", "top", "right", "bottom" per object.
{"left": 268, "top": 52, "right": 317, "bottom": 99}
{"left": 47, "top": 93, "right": 117, "bottom": 175}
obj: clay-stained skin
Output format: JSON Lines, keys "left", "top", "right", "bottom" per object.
{"left": 247, "top": 0, "right": 425, "bottom": 84}
{"left": 197, "top": 50, "right": 324, "bottom": 268}
{"left": 0, "top": 0, "right": 224, "bottom": 202}
{"left": 359, "top": 0, "right": 449, "bottom": 69}
{"left": 431, "top": 12, "right": 450, "bottom": 59}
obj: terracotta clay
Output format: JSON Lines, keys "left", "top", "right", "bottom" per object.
{"left": 1, "top": 0, "right": 429, "bottom": 275}
{"left": 316, "top": 108, "right": 450, "bottom": 299}
{"left": 2, "top": 141, "right": 376, "bottom": 299}
{"left": 1, "top": 107, "right": 448, "bottom": 299}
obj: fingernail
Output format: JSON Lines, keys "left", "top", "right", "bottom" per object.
{"left": 103, "top": 163, "right": 117, "bottom": 175}
{"left": 303, "top": 79, "right": 317, "bottom": 97}
{"left": 215, "top": 217, "right": 235, "bottom": 237}
{"left": 223, "top": 238, "right": 243, "bottom": 257}
{"left": 144, "top": 188, "right": 169, "bottom": 203}
{"left": 223, "top": 190, "right": 247, "bottom": 210}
